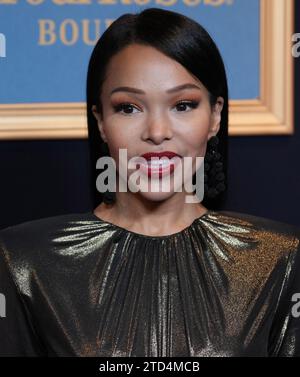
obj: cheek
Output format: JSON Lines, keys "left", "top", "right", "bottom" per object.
{"left": 178, "top": 119, "right": 210, "bottom": 157}
{"left": 103, "top": 113, "right": 141, "bottom": 140}
{"left": 104, "top": 125, "right": 137, "bottom": 165}
{"left": 183, "top": 136, "right": 207, "bottom": 158}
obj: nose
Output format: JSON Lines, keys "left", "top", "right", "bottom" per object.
{"left": 141, "top": 113, "right": 173, "bottom": 144}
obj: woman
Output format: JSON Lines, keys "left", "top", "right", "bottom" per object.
{"left": 0, "top": 8, "right": 299, "bottom": 357}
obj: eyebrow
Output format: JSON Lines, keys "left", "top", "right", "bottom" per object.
{"left": 110, "top": 83, "right": 202, "bottom": 96}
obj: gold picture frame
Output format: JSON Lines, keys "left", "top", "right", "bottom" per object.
{"left": 0, "top": 0, "right": 294, "bottom": 139}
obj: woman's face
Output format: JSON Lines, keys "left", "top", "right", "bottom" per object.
{"left": 93, "top": 43, "right": 224, "bottom": 202}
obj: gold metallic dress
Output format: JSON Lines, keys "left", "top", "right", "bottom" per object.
{"left": 0, "top": 210, "right": 300, "bottom": 357}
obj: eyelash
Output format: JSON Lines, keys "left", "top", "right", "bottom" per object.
{"left": 112, "top": 100, "right": 200, "bottom": 115}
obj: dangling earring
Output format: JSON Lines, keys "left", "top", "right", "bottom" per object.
{"left": 100, "top": 142, "right": 116, "bottom": 204}
{"left": 204, "top": 135, "right": 226, "bottom": 199}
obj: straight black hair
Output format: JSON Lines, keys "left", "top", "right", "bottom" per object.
{"left": 86, "top": 7, "right": 229, "bottom": 210}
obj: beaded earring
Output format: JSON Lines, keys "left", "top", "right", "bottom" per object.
{"left": 203, "top": 135, "right": 226, "bottom": 199}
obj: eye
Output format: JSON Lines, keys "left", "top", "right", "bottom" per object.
{"left": 112, "top": 103, "right": 140, "bottom": 115}
{"left": 174, "top": 100, "right": 199, "bottom": 112}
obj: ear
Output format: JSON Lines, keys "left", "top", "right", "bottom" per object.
{"left": 207, "top": 96, "right": 224, "bottom": 140}
{"left": 92, "top": 105, "right": 107, "bottom": 143}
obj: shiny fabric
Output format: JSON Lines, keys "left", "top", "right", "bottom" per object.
{"left": 0, "top": 210, "right": 300, "bottom": 357}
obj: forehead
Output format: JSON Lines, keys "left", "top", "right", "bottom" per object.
{"left": 102, "top": 44, "right": 205, "bottom": 93}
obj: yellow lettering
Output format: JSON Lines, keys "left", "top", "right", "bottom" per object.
{"left": 156, "top": 0, "right": 177, "bottom": 5}
{"left": 98, "top": 0, "right": 117, "bottom": 4}
{"left": 82, "top": 19, "right": 101, "bottom": 45}
{"left": 52, "top": 0, "right": 91, "bottom": 5}
{"left": 0, "top": 0, "right": 17, "bottom": 4}
{"left": 183, "top": 0, "right": 201, "bottom": 5}
{"left": 38, "top": 20, "right": 56, "bottom": 45}
{"left": 37, "top": 19, "right": 121, "bottom": 46}
{"left": 105, "top": 19, "right": 115, "bottom": 29}
{"left": 27, "top": 0, "right": 45, "bottom": 4}
{"left": 60, "top": 19, "right": 79, "bottom": 45}
{"left": 134, "top": 0, "right": 150, "bottom": 4}
{"left": 204, "top": 0, "right": 226, "bottom": 6}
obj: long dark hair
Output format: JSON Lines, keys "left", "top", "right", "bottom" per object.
{"left": 86, "top": 7, "right": 229, "bottom": 210}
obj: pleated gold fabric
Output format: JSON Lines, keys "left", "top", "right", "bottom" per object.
{"left": 0, "top": 210, "right": 300, "bottom": 357}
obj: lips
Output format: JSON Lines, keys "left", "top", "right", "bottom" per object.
{"left": 135, "top": 151, "right": 182, "bottom": 178}
{"left": 140, "top": 151, "right": 181, "bottom": 160}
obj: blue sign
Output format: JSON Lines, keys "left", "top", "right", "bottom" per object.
{"left": 0, "top": 0, "right": 260, "bottom": 104}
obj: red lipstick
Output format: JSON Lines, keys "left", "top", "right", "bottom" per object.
{"left": 140, "top": 151, "right": 181, "bottom": 160}
{"left": 136, "top": 151, "right": 182, "bottom": 178}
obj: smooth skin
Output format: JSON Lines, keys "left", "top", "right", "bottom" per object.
{"left": 92, "top": 43, "right": 224, "bottom": 237}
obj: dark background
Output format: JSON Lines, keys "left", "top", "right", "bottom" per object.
{"left": 0, "top": 1, "right": 299, "bottom": 229}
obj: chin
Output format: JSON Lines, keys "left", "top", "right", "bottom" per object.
{"left": 136, "top": 190, "right": 177, "bottom": 202}
{"left": 127, "top": 170, "right": 195, "bottom": 202}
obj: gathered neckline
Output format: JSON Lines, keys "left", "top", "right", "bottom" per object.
{"left": 88, "top": 210, "right": 212, "bottom": 240}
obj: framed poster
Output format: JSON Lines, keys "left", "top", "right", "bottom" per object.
{"left": 0, "top": 0, "right": 294, "bottom": 139}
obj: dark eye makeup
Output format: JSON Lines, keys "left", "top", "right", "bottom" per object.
{"left": 112, "top": 100, "right": 200, "bottom": 115}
